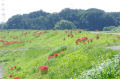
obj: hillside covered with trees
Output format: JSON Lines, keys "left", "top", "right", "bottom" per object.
{"left": 1, "top": 8, "right": 120, "bottom": 30}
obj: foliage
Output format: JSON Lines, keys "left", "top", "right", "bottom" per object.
{"left": 0, "top": 30, "right": 120, "bottom": 79}
{"left": 103, "top": 26, "right": 116, "bottom": 31}
{"left": 1, "top": 8, "right": 120, "bottom": 30}
{"left": 103, "top": 25, "right": 120, "bottom": 32}
{"left": 55, "top": 20, "right": 75, "bottom": 30}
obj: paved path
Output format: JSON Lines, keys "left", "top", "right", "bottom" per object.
{"left": 91, "top": 32, "right": 120, "bottom": 35}
{"left": 107, "top": 46, "right": 120, "bottom": 50}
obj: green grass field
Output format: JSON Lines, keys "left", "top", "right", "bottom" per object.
{"left": 0, "top": 30, "right": 120, "bottom": 79}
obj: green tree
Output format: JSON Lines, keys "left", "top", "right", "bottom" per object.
{"left": 55, "top": 20, "right": 75, "bottom": 30}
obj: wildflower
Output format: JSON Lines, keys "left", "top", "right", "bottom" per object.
{"left": 48, "top": 56, "right": 54, "bottom": 59}
{"left": 81, "top": 37, "right": 88, "bottom": 41}
{"left": 96, "top": 36, "right": 100, "bottom": 39}
{"left": 10, "top": 67, "right": 14, "bottom": 70}
{"left": 9, "top": 74, "right": 12, "bottom": 77}
{"left": 117, "top": 36, "right": 120, "bottom": 39}
{"left": 39, "top": 66, "right": 48, "bottom": 71}
{"left": 39, "top": 66, "right": 48, "bottom": 75}
{"left": 14, "top": 66, "right": 16, "bottom": 69}
{"left": 60, "top": 51, "right": 64, "bottom": 53}
{"left": 78, "top": 30, "right": 82, "bottom": 33}
{"left": 14, "top": 76, "right": 20, "bottom": 79}
{"left": 54, "top": 53, "right": 59, "bottom": 57}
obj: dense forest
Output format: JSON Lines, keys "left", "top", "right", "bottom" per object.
{"left": 1, "top": 8, "right": 120, "bottom": 30}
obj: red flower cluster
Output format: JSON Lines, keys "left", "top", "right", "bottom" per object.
{"left": 78, "top": 30, "right": 82, "bottom": 33}
{"left": 39, "top": 66, "right": 48, "bottom": 71}
{"left": 0, "top": 40, "right": 4, "bottom": 42}
{"left": 75, "top": 37, "right": 88, "bottom": 44}
{"left": 8, "top": 66, "right": 16, "bottom": 70}
{"left": 117, "top": 36, "right": 120, "bottom": 39}
{"left": 9, "top": 74, "right": 13, "bottom": 78}
{"left": 4, "top": 41, "right": 24, "bottom": 45}
{"left": 48, "top": 51, "right": 64, "bottom": 59}
{"left": 14, "top": 76, "right": 20, "bottom": 79}
{"left": 96, "top": 36, "right": 100, "bottom": 39}
{"left": 68, "top": 33, "right": 74, "bottom": 38}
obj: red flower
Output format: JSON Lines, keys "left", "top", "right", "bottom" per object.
{"left": 14, "top": 76, "right": 20, "bottom": 79}
{"left": 117, "top": 36, "right": 120, "bottom": 39}
{"left": 81, "top": 37, "right": 88, "bottom": 41}
{"left": 60, "top": 51, "right": 64, "bottom": 53}
{"left": 48, "top": 56, "right": 54, "bottom": 59}
{"left": 14, "top": 66, "right": 16, "bottom": 69}
{"left": 78, "top": 30, "right": 82, "bottom": 33}
{"left": 54, "top": 53, "right": 59, "bottom": 57}
{"left": 39, "top": 66, "right": 48, "bottom": 71}
{"left": 10, "top": 67, "right": 14, "bottom": 70}
{"left": 9, "top": 74, "right": 13, "bottom": 78}
{"left": 96, "top": 36, "right": 99, "bottom": 39}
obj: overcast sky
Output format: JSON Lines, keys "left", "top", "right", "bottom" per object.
{"left": 0, "top": 0, "right": 120, "bottom": 22}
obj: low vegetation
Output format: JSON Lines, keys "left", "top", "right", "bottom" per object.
{"left": 0, "top": 30, "right": 120, "bottom": 79}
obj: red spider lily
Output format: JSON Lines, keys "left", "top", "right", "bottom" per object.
{"left": 81, "top": 37, "right": 88, "bottom": 41}
{"left": 39, "top": 66, "right": 48, "bottom": 71}
{"left": 78, "top": 30, "right": 82, "bottom": 33}
{"left": 60, "top": 51, "right": 64, "bottom": 53}
{"left": 48, "top": 56, "right": 54, "bottom": 59}
{"left": 96, "top": 36, "right": 100, "bottom": 39}
{"left": 14, "top": 76, "right": 20, "bottom": 79}
{"left": 0, "top": 40, "right": 4, "bottom": 42}
{"left": 8, "top": 66, "right": 17, "bottom": 70}
{"left": 75, "top": 38, "right": 81, "bottom": 44}
{"left": 9, "top": 74, "right": 13, "bottom": 77}
{"left": 10, "top": 67, "right": 14, "bottom": 70}
{"left": 54, "top": 53, "right": 59, "bottom": 57}
{"left": 117, "top": 36, "right": 120, "bottom": 39}
{"left": 75, "top": 37, "right": 88, "bottom": 44}
{"left": 87, "top": 40, "right": 90, "bottom": 43}
{"left": 68, "top": 33, "right": 74, "bottom": 37}
{"left": 14, "top": 66, "right": 16, "bottom": 69}
{"left": 4, "top": 41, "right": 24, "bottom": 45}
{"left": 39, "top": 66, "right": 48, "bottom": 75}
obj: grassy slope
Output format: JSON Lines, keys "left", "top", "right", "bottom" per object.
{"left": 0, "top": 30, "right": 120, "bottom": 79}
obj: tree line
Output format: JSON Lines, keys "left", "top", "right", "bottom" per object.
{"left": 1, "top": 8, "right": 120, "bottom": 30}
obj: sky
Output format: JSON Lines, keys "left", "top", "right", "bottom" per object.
{"left": 0, "top": 0, "right": 120, "bottom": 22}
